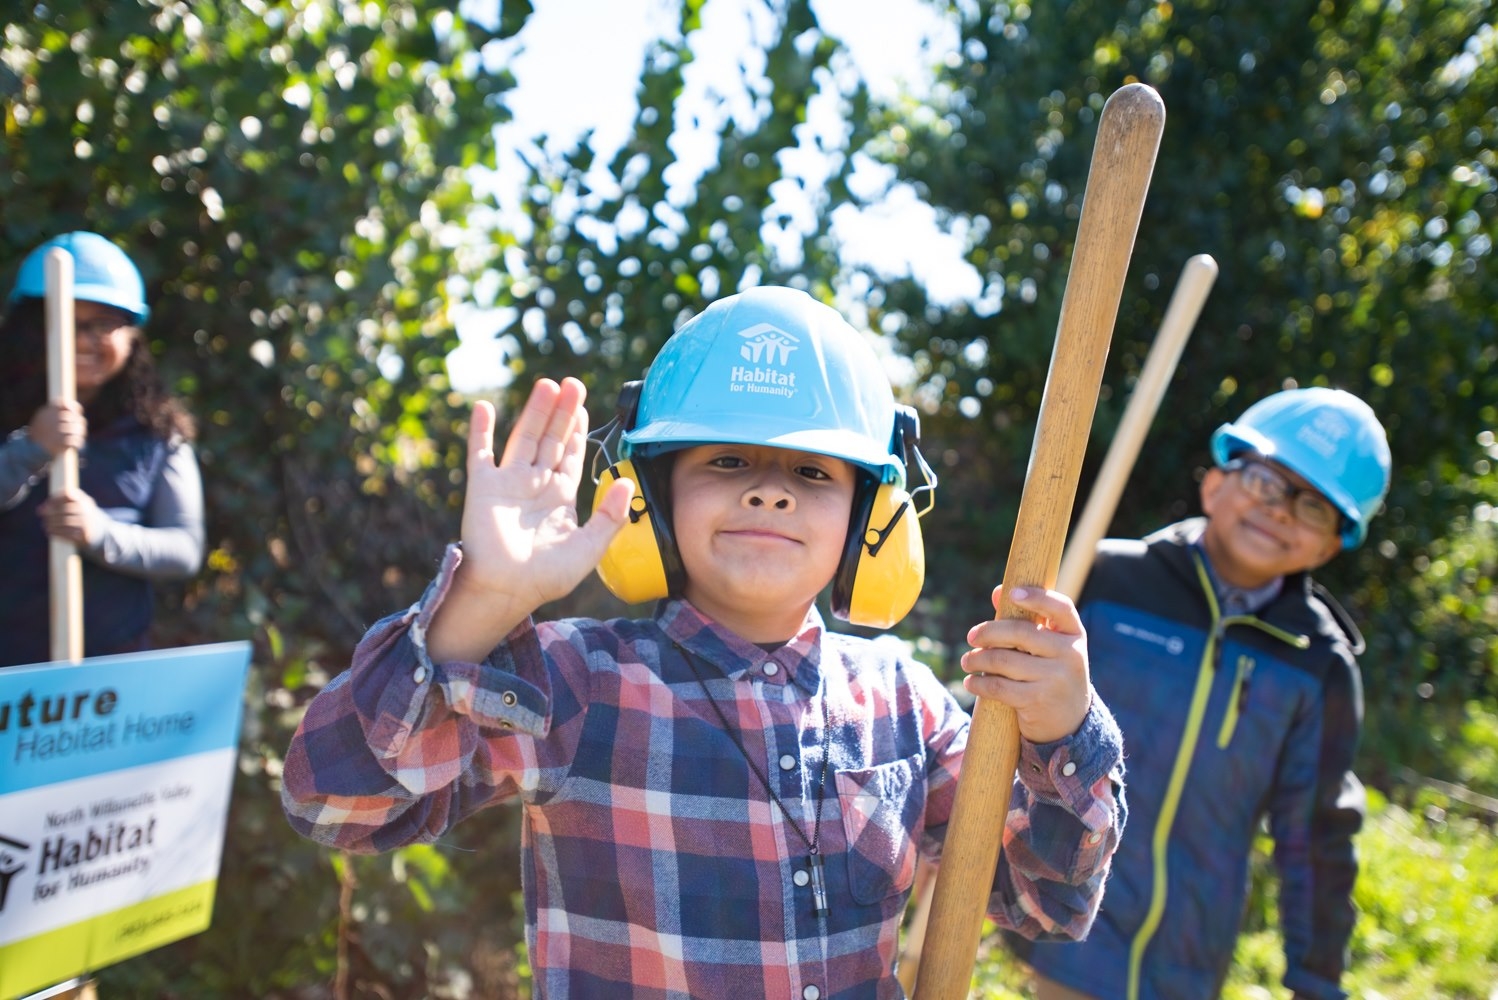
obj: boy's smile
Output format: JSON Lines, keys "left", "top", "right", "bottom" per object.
{"left": 670, "top": 443, "right": 856, "bottom": 642}
{"left": 1199, "top": 456, "right": 1343, "bottom": 589}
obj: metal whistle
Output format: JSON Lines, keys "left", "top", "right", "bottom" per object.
{"left": 808, "top": 853, "right": 829, "bottom": 918}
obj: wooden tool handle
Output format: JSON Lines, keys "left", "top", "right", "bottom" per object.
{"left": 46, "top": 247, "right": 84, "bottom": 665}
{"left": 1054, "top": 253, "right": 1218, "bottom": 598}
{"left": 912, "top": 82, "right": 1165, "bottom": 1000}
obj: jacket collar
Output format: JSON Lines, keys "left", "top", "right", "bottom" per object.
{"left": 1144, "top": 518, "right": 1364, "bottom": 653}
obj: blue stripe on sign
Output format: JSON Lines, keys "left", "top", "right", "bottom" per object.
{"left": 0, "top": 642, "right": 252, "bottom": 795}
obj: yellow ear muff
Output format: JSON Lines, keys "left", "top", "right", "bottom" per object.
{"left": 593, "top": 460, "right": 672, "bottom": 606}
{"left": 835, "top": 482, "right": 926, "bottom": 629}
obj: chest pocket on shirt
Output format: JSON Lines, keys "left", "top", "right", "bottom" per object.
{"left": 836, "top": 754, "right": 923, "bottom": 904}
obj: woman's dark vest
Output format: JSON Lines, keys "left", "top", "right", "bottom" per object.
{"left": 0, "top": 417, "right": 166, "bottom": 667}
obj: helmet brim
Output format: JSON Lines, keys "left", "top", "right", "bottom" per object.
{"left": 625, "top": 418, "right": 903, "bottom": 485}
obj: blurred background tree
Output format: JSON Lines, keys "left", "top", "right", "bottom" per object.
{"left": 836, "top": 0, "right": 1497, "bottom": 793}
{"left": 2, "top": 0, "right": 1493, "bottom": 995}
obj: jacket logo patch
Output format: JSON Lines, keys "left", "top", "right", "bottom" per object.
{"left": 1114, "top": 621, "right": 1186, "bottom": 655}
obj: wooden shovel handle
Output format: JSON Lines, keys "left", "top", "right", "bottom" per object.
{"left": 912, "top": 82, "right": 1165, "bottom": 1000}
{"left": 1054, "top": 253, "right": 1218, "bottom": 598}
{"left": 46, "top": 247, "right": 84, "bottom": 664}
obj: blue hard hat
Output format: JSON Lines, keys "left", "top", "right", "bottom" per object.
{"left": 1211, "top": 387, "right": 1392, "bottom": 548}
{"left": 622, "top": 286, "right": 906, "bottom": 485}
{"left": 7, "top": 231, "right": 150, "bottom": 323}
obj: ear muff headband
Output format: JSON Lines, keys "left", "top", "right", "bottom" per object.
{"left": 592, "top": 382, "right": 684, "bottom": 605}
{"left": 593, "top": 385, "right": 931, "bottom": 624}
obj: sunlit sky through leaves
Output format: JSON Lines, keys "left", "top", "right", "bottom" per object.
{"left": 448, "top": 0, "right": 979, "bottom": 392}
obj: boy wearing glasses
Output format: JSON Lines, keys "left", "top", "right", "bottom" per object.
{"left": 1010, "top": 387, "right": 1391, "bottom": 1000}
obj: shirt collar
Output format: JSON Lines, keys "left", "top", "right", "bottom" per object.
{"left": 1190, "top": 538, "right": 1285, "bottom": 616}
{"left": 657, "top": 598, "right": 825, "bottom": 696}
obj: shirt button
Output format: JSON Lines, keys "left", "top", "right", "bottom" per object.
{"left": 793, "top": 869, "right": 810, "bottom": 887}
{"left": 1087, "top": 831, "right": 1103, "bottom": 845}
{"left": 764, "top": 662, "right": 780, "bottom": 676}
{"left": 1061, "top": 761, "right": 1077, "bottom": 777}
{"left": 413, "top": 666, "right": 427, "bottom": 684}
{"left": 779, "top": 754, "right": 797, "bottom": 771}
{"left": 502, "top": 691, "right": 518, "bottom": 707}
{"left": 803, "top": 986, "right": 821, "bottom": 1000}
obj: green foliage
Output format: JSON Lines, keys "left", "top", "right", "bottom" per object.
{"left": 1454, "top": 699, "right": 1498, "bottom": 794}
{"left": 468, "top": 0, "right": 859, "bottom": 430}
{"left": 847, "top": 0, "right": 1498, "bottom": 790}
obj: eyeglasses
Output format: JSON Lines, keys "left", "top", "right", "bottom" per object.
{"left": 74, "top": 315, "right": 132, "bottom": 341}
{"left": 1222, "top": 458, "right": 1343, "bottom": 534}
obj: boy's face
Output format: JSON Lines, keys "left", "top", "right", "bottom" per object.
{"left": 670, "top": 443, "right": 857, "bottom": 642}
{"left": 1199, "top": 455, "right": 1344, "bottom": 589}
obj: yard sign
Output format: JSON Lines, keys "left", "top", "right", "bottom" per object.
{"left": 0, "top": 642, "right": 252, "bottom": 999}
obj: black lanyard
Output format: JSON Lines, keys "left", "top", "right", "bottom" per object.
{"left": 680, "top": 644, "right": 834, "bottom": 918}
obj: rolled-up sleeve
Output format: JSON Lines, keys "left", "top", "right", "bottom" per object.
{"left": 281, "top": 543, "right": 582, "bottom": 853}
{"left": 990, "top": 693, "right": 1127, "bottom": 940}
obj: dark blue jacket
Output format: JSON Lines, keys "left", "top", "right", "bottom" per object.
{"left": 1010, "top": 519, "right": 1364, "bottom": 1000}
{"left": 0, "top": 416, "right": 167, "bottom": 667}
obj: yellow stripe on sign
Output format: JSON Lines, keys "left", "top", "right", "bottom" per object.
{"left": 0, "top": 880, "right": 218, "bottom": 999}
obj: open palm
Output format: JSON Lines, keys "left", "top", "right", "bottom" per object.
{"left": 458, "top": 377, "right": 633, "bottom": 615}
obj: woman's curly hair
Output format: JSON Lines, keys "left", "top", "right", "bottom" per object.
{"left": 0, "top": 297, "right": 196, "bottom": 442}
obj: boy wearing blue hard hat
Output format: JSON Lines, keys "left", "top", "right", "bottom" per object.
{"left": 283, "top": 286, "right": 1126, "bottom": 996}
{"left": 0, "top": 232, "right": 203, "bottom": 667}
{"left": 1011, "top": 387, "right": 1391, "bottom": 1000}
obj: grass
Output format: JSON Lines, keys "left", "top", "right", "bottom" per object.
{"left": 1228, "top": 789, "right": 1498, "bottom": 1000}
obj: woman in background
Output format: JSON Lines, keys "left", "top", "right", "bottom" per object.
{"left": 0, "top": 231, "right": 203, "bottom": 667}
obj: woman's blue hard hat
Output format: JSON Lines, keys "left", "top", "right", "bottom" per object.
{"left": 8, "top": 231, "right": 150, "bottom": 323}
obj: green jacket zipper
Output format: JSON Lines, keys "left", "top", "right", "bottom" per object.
{"left": 1217, "top": 655, "right": 1254, "bottom": 748}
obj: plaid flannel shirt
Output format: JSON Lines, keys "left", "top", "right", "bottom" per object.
{"left": 283, "top": 545, "right": 1125, "bottom": 999}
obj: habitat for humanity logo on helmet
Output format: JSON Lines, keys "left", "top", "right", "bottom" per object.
{"left": 0, "top": 833, "right": 29, "bottom": 912}
{"left": 1297, "top": 407, "right": 1352, "bottom": 459}
{"left": 730, "top": 324, "right": 799, "bottom": 399}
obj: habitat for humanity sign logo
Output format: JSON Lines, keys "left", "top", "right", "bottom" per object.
{"left": 0, "top": 834, "right": 28, "bottom": 912}
{"left": 730, "top": 324, "right": 798, "bottom": 399}
{"left": 0, "top": 642, "right": 252, "bottom": 1000}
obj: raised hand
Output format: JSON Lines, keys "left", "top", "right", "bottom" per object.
{"left": 427, "top": 377, "right": 633, "bottom": 663}
{"left": 959, "top": 585, "right": 1093, "bottom": 745}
